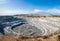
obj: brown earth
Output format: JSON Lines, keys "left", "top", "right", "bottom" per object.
{"left": 0, "top": 34, "right": 60, "bottom": 41}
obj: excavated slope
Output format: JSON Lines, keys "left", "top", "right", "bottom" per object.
{"left": 0, "top": 16, "right": 60, "bottom": 38}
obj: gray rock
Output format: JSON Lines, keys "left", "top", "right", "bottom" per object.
{"left": 12, "top": 24, "right": 42, "bottom": 37}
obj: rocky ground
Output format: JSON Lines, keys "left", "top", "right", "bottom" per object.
{"left": 0, "top": 15, "right": 60, "bottom": 41}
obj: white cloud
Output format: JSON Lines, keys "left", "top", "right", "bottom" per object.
{"left": 34, "top": 9, "right": 43, "bottom": 13}
{"left": 46, "top": 8, "right": 60, "bottom": 14}
{"left": 0, "top": 8, "right": 60, "bottom": 15}
{"left": 0, "top": 9, "right": 32, "bottom": 15}
{"left": 33, "top": 8, "right": 60, "bottom": 15}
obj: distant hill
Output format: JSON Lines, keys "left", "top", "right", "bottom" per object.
{"left": 15, "top": 13, "right": 60, "bottom": 17}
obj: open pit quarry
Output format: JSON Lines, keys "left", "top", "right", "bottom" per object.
{"left": 0, "top": 15, "right": 60, "bottom": 41}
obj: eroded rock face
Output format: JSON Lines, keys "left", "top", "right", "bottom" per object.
{"left": 11, "top": 17, "right": 60, "bottom": 37}
{"left": 0, "top": 16, "right": 27, "bottom": 35}
{"left": 26, "top": 18, "right": 60, "bottom": 36}
{"left": 0, "top": 16, "right": 60, "bottom": 37}
{"left": 12, "top": 24, "right": 43, "bottom": 37}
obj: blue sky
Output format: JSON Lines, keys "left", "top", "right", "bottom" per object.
{"left": 0, "top": 0, "right": 60, "bottom": 15}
